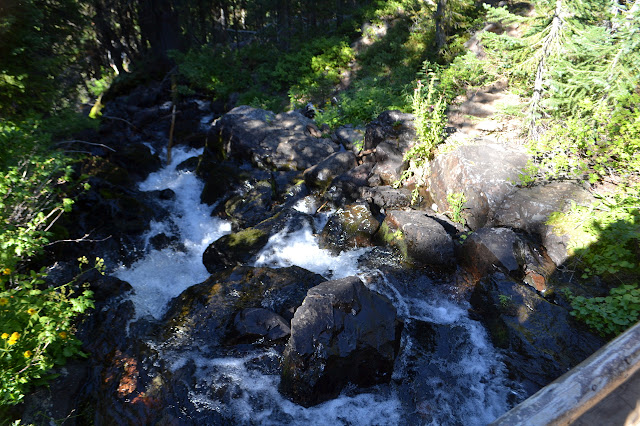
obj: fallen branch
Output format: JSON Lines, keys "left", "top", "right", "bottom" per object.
{"left": 56, "top": 140, "right": 116, "bottom": 152}
{"left": 102, "top": 115, "right": 139, "bottom": 131}
{"left": 45, "top": 231, "right": 112, "bottom": 246}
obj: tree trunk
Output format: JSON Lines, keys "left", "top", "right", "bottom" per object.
{"left": 138, "top": 0, "right": 182, "bottom": 63}
{"left": 435, "top": 0, "right": 447, "bottom": 54}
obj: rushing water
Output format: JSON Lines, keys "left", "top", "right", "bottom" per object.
{"left": 111, "top": 145, "right": 519, "bottom": 424}
{"left": 113, "top": 147, "right": 232, "bottom": 318}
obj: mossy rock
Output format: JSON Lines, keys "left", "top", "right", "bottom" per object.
{"left": 202, "top": 228, "right": 269, "bottom": 273}
{"left": 319, "top": 203, "right": 381, "bottom": 253}
{"left": 161, "top": 265, "right": 326, "bottom": 346}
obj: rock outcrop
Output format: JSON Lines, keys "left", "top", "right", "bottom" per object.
{"left": 210, "top": 106, "right": 338, "bottom": 171}
{"left": 427, "top": 142, "right": 530, "bottom": 230}
{"left": 280, "top": 276, "right": 403, "bottom": 406}
{"left": 376, "top": 210, "right": 455, "bottom": 268}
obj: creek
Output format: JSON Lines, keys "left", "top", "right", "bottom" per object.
{"left": 111, "top": 145, "right": 525, "bottom": 425}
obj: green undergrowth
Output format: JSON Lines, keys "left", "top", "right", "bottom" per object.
{"left": 568, "top": 284, "right": 640, "bottom": 338}
{"left": 0, "top": 113, "right": 96, "bottom": 406}
{"left": 172, "top": 0, "right": 482, "bottom": 128}
{"left": 475, "top": 0, "right": 640, "bottom": 338}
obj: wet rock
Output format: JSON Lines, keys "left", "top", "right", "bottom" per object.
{"left": 319, "top": 202, "right": 380, "bottom": 252}
{"left": 20, "top": 360, "right": 89, "bottom": 425}
{"left": 76, "top": 269, "right": 132, "bottom": 302}
{"left": 152, "top": 188, "right": 176, "bottom": 200}
{"left": 233, "top": 308, "right": 291, "bottom": 342}
{"left": 460, "top": 227, "right": 523, "bottom": 279}
{"left": 202, "top": 209, "right": 313, "bottom": 274}
{"left": 203, "top": 227, "right": 270, "bottom": 273}
{"left": 363, "top": 186, "right": 413, "bottom": 211}
{"left": 376, "top": 210, "right": 455, "bottom": 268}
{"left": 369, "top": 141, "right": 405, "bottom": 185}
{"left": 470, "top": 273, "right": 604, "bottom": 395}
{"left": 394, "top": 320, "right": 503, "bottom": 425}
{"left": 303, "top": 151, "right": 358, "bottom": 190}
{"left": 427, "top": 142, "right": 530, "bottom": 230}
{"left": 175, "top": 156, "right": 200, "bottom": 173}
{"left": 132, "top": 105, "right": 162, "bottom": 129}
{"left": 224, "top": 180, "right": 274, "bottom": 228}
{"left": 272, "top": 170, "right": 305, "bottom": 200}
{"left": 491, "top": 181, "right": 595, "bottom": 266}
{"left": 162, "top": 266, "right": 326, "bottom": 349}
{"left": 280, "top": 276, "right": 403, "bottom": 407}
{"left": 110, "top": 143, "right": 162, "bottom": 182}
{"left": 324, "top": 163, "right": 374, "bottom": 207}
{"left": 211, "top": 106, "right": 338, "bottom": 171}
{"left": 198, "top": 162, "right": 249, "bottom": 205}
{"left": 149, "top": 232, "right": 180, "bottom": 251}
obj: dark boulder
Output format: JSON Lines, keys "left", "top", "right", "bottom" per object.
{"left": 198, "top": 162, "right": 250, "bottom": 205}
{"left": 427, "top": 142, "right": 529, "bottom": 230}
{"left": 460, "top": 227, "right": 555, "bottom": 293}
{"left": 148, "top": 232, "right": 181, "bottom": 251}
{"left": 368, "top": 141, "right": 406, "bottom": 186}
{"left": 223, "top": 180, "right": 274, "bottom": 228}
{"left": 161, "top": 266, "right": 327, "bottom": 350}
{"left": 202, "top": 208, "right": 313, "bottom": 274}
{"left": 324, "top": 163, "right": 374, "bottom": 207}
{"left": 363, "top": 110, "right": 416, "bottom": 152}
{"left": 211, "top": 106, "right": 338, "bottom": 171}
{"left": 175, "top": 156, "right": 200, "bottom": 173}
{"left": 363, "top": 186, "right": 413, "bottom": 211}
{"left": 232, "top": 308, "right": 291, "bottom": 342}
{"left": 110, "top": 143, "right": 162, "bottom": 182}
{"left": 490, "top": 181, "right": 595, "bottom": 266}
{"left": 470, "top": 273, "right": 604, "bottom": 396}
{"left": 376, "top": 210, "right": 455, "bottom": 268}
{"left": 203, "top": 227, "right": 270, "bottom": 274}
{"left": 76, "top": 269, "right": 133, "bottom": 302}
{"left": 459, "top": 227, "right": 523, "bottom": 279}
{"left": 334, "top": 125, "right": 365, "bottom": 153}
{"left": 132, "top": 105, "right": 162, "bottom": 129}
{"left": 303, "top": 151, "right": 358, "bottom": 190}
{"left": 280, "top": 276, "right": 403, "bottom": 406}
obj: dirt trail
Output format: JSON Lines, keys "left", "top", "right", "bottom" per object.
{"left": 445, "top": 78, "right": 527, "bottom": 148}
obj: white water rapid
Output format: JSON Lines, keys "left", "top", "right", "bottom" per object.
{"left": 111, "top": 145, "right": 519, "bottom": 424}
{"left": 113, "top": 146, "right": 231, "bottom": 319}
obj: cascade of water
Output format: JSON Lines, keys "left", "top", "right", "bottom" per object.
{"left": 113, "top": 146, "right": 231, "bottom": 319}
{"left": 110, "top": 146, "right": 517, "bottom": 424}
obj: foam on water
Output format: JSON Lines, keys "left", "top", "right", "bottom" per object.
{"left": 253, "top": 221, "right": 370, "bottom": 280}
{"left": 373, "top": 274, "right": 513, "bottom": 425}
{"left": 111, "top": 145, "right": 515, "bottom": 423}
{"left": 166, "top": 349, "right": 403, "bottom": 425}
{"left": 113, "top": 146, "right": 231, "bottom": 319}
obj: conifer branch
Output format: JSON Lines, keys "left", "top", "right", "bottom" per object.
{"left": 529, "top": 0, "right": 566, "bottom": 140}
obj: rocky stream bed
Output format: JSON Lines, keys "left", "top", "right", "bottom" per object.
{"left": 19, "top": 83, "right": 605, "bottom": 425}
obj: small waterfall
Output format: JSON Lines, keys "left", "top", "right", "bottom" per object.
{"left": 113, "top": 146, "right": 231, "bottom": 319}
{"left": 109, "top": 145, "right": 518, "bottom": 424}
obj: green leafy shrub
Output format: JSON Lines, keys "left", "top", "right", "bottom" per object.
{"left": 171, "top": 46, "right": 252, "bottom": 99}
{"left": 0, "top": 123, "right": 78, "bottom": 270}
{"left": 446, "top": 192, "right": 467, "bottom": 225}
{"left": 285, "top": 38, "right": 355, "bottom": 108}
{"left": 570, "top": 284, "right": 640, "bottom": 337}
{"left": 0, "top": 266, "right": 94, "bottom": 405}
{"left": 402, "top": 73, "right": 447, "bottom": 166}
{"left": 528, "top": 95, "right": 640, "bottom": 183}
{"left": 316, "top": 76, "right": 408, "bottom": 127}
{"left": 547, "top": 189, "right": 640, "bottom": 278}
{"left": 0, "top": 115, "right": 94, "bottom": 406}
